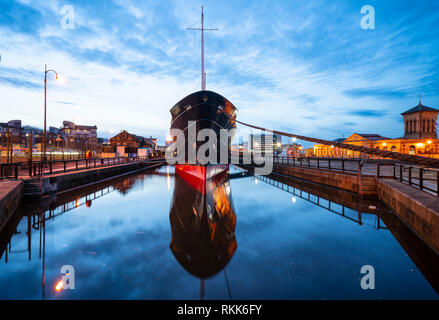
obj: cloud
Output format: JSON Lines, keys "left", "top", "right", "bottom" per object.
{"left": 343, "top": 87, "right": 411, "bottom": 100}
{"left": 51, "top": 100, "right": 77, "bottom": 105}
{"left": 346, "top": 109, "right": 386, "bottom": 117}
{"left": 1, "top": 0, "right": 439, "bottom": 143}
{"left": 0, "top": 76, "right": 40, "bottom": 90}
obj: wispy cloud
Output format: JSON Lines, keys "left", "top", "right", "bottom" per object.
{"left": 346, "top": 109, "right": 386, "bottom": 117}
{"left": 1, "top": 0, "right": 439, "bottom": 143}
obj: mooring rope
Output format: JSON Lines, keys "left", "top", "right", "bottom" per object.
{"left": 233, "top": 119, "right": 439, "bottom": 168}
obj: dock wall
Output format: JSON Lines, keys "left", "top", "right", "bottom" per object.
{"left": 26, "top": 161, "right": 165, "bottom": 197}
{"left": 270, "top": 164, "right": 377, "bottom": 198}
{"left": 237, "top": 163, "right": 439, "bottom": 256}
{"left": 377, "top": 178, "right": 439, "bottom": 255}
{"left": 0, "top": 181, "right": 23, "bottom": 230}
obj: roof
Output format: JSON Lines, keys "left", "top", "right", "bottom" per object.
{"left": 357, "top": 133, "right": 391, "bottom": 141}
{"left": 345, "top": 133, "right": 391, "bottom": 142}
{"left": 401, "top": 103, "right": 439, "bottom": 115}
{"left": 74, "top": 125, "right": 97, "bottom": 130}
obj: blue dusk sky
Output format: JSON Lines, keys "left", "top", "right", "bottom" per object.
{"left": 0, "top": 0, "right": 439, "bottom": 143}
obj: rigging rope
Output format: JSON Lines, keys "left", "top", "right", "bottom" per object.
{"left": 234, "top": 119, "right": 439, "bottom": 168}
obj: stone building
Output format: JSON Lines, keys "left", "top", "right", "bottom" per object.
{"left": 402, "top": 102, "right": 438, "bottom": 140}
{"left": 60, "top": 121, "right": 98, "bottom": 151}
{"left": 109, "top": 130, "right": 156, "bottom": 155}
{"left": 311, "top": 100, "right": 439, "bottom": 158}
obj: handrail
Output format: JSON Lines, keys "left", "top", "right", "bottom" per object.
{"left": 0, "top": 156, "right": 166, "bottom": 180}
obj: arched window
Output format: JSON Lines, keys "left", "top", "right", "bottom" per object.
{"left": 409, "top": 145, "right": 416, "bottom": 155}
{"left": 391, "top": 146, "right": 396, "bottom": 152}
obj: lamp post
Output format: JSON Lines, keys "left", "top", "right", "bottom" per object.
{"left": 43, "top": 64, "right": 58, "bottom": 162}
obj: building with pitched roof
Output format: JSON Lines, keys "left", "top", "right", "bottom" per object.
{"left": 311, "top": 99, "right": 439, "bottom": 158}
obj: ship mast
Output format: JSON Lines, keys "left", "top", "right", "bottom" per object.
{"left": 187, "top": 6, "right": 217, "bottom": 90}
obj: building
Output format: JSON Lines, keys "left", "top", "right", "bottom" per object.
{"left": 282, "top": 143, "right": 305, "bottom": 156}
{"left": 60, "top": 121, "right": 98, "bottom": 151}
{"left": 249, "top": 133, "right": 283, "bottom": 154}
{"left": 110, "top": 130, "right": 157, "bottom": 156}
{"left": 310, "top": 99, "right": 439, "bottom": 158}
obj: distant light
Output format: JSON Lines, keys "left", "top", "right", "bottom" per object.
{"left": 382, "top": 142, "right": 386, "bottom": 146}
{"left": 291, "top": 196, "right": 297, "bottom": 203}
{"left": 276, "top": 142, "right": 281, "bottom": 147}
{"left": 56, "top": 74, "right": 66, "bottom": 84}
{"left": 427, "top": 140, "right": 432, "bottom": 144}
{"left": 55, "top": 280, "right": 63, "bottom": 292}
{"left": 254, "top": 179, "right": 258, "bottom": 184}
{"left": 417, "top": 142, "right": 424, "bottom": 148}
{"left": 254, "top": 142, "right": 259, "bottom": 147}
{"left": 292, "top": 137, "right": 297, "bottom": 142}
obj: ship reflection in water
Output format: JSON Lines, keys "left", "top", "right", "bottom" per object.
{"left": 169, "top": 167, "right": 237, "bottom": 299}
{"left": 0, "top": 166, "right": 438, "bottom": 299}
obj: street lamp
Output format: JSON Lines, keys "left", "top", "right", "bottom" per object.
{"left": 43, "top": 64, "right": 59, "bottom": 162}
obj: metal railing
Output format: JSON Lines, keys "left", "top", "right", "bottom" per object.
{"left": 271, "top": 156, "right": 439, "bottom": 197}
{"left": 272, "top": 156, "right": 395, "bottom": 176}
{"left": 0, "top": 156, "right": 165, "bottom": 180}
{"left": 393, "top": 164, "right": 439, "bottom": 196}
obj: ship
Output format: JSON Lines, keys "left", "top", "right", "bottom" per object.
{"left": 169, "top": 168, "right": 237, "bottom": 298}
{"left": 169, "top": 7, "right": 238, "bottom": 181}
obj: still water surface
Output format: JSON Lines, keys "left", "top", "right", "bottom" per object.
{"left": 0, "top": 166, "right": 438, "bottom": 299}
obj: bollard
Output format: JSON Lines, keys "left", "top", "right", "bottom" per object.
{"left": 408, "top": 166, "right": 412, "bottom": 185}
{"left": 419, "top": 168, "right": 423, "bottom": 190}
{"left": 64, "top": 161, "right": 67, "bottom": 172}
{"left": 400, "top": 165, "right": 403, "bottom": 182}
{"left": 14, "top": 164, "right": 18, "bottom": 179}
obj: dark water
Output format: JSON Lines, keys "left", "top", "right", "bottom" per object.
{"left": 0, "top": 165, "right": 438, "bottom": 299}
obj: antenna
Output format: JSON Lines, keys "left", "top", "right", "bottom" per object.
{"left": 187, "top": 6, "right": 217, "bottom": 90}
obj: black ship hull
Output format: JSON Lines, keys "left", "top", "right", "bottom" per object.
{"left": 170, "top": 90, "right": 238, "bottom": 175}
{"left": 169, "top": 168, "right": 237, "bottom": 279}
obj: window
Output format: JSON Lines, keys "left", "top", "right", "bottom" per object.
{"left": 391, "top": 146, "right": 396, "bottom": 152}
{"left": 409, "top": 145, "right": 416, "bottom": 155}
